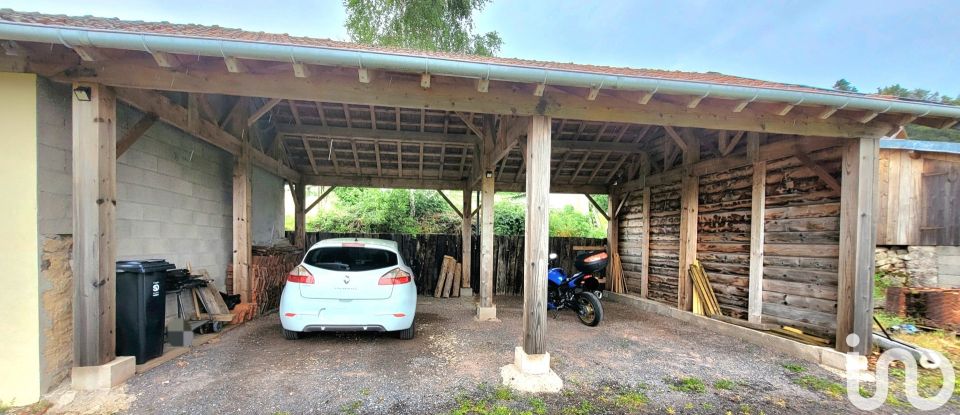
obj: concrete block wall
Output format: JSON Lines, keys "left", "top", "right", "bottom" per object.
{"left": 252, "top": 166, "right": 286, "bottom": 245}
{"left": 33, "top": 79, "right": 287, "bottom": 393}
{"left": 115, "top": 103, "right": 235, "bottom": 288}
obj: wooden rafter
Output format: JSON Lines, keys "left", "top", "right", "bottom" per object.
{"left": 436, "top": 190, "right": 463, "bottom": 217}
{"left": 793, "top": 149, "right": 842, "bottom": 194}
{"left": 583, "top": 194, "right": 610, "bottom": 221}
{"left": 116, "top": 112, "right": 158, "bottom": 156}
{"left": 247, "top": 97, "right": 282, "bottom": 126}
{"left": 305, "top": 186, "right": 337, "bottom": 214}
{"left": 663, "top": 125, "right": 689, "bottom": 152}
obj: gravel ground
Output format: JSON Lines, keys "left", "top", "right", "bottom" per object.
{"left": 114, "top": 296, "right": 900, "bottom": 414}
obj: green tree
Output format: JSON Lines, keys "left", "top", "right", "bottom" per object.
{"left": 832, "top": 78, "right": 858, "bottom": 92}
{"left": 493, "top": 200, "right": 525, "bottom": 235}
{"left": 344, "top": 0, "right": 502, "bottom": 56}
{"left": 549, "top": 206, "right": 606, "bottom": 238}
{"left": 307, "top": 188, "right": 460, "bottom": 234}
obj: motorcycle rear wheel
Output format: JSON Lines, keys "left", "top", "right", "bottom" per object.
{"left": 575, "top": 291, "right": 603, "bottom": 326}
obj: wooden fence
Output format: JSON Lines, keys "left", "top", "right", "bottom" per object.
{"left": 289, "top": 232, "right": 606, "bottom": 296}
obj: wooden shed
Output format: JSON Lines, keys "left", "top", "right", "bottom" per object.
{"left": 1, "top": 9, "right": 959, "bottom": 403}
{"left": 877, "top": 139, "right": 960, "bottom": 246}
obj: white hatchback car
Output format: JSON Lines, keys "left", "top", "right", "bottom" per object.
{"left": 279, "top": 238, "right": 417, "bottom": 340}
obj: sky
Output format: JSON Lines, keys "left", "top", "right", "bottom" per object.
{"left": 3, "top": 0, "right": 958, "bottom": 96}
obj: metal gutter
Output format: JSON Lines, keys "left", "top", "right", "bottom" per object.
{"left": 879, "top": 139, "right": 960, "bottom": 155}
{"left": 2, "top": 20, "right": 960, "bottom": 120}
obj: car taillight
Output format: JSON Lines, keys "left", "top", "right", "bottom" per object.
{"left": 287, "top": 265, "right": 315, "bottom": 284}
{"left": 378, "top": 268, "right": 412, "bottom": 285}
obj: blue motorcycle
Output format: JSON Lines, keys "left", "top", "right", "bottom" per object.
{"left": 546, "top": 251, "right": 606, "bottom": 326}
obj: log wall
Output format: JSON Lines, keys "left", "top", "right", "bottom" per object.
{"left": 617, "top": 131, "right": 846, "bottom": 340}
{"left": 697, "top": 164, "right": 753, "bottom": 318}
{"left": 760, "top": 144, "right": 842, "bottom": 339}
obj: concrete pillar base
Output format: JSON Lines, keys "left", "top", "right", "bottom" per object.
{"left": 460, "top": 287, "right": 474, "bottom": 297}
{"left": 71, "top": 356, "right": 135, "bottom": 390}
{"left": 500, "top": 347, "right": 563, "bottom": 393}
{"left": 475, "top": 305, "right": 499, "bottom": 321}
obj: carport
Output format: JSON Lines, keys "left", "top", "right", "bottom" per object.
{"left": 2, "top": 9, "right": 960, "bottom": 402}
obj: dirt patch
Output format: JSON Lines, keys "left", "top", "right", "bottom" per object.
{"left": 111, "top": 296, "right": 887, "bottom": 414}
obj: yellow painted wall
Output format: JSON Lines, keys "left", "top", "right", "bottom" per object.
{"left": 0, "top": 72, "right": 41, "bottom": 404}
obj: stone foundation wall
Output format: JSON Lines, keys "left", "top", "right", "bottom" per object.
{"left": 876, "top": 245, "right": 942, "bottom": 288}
{"left": 39, "top": 235, "right": 72, "bottom": 393}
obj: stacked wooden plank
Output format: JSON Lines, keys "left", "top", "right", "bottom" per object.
{"left": 689, "top": 261, "right": 722, "bottom": 317}
{"left": 434, "top": 255, "right": 462, "bottom": 298}
{"left": 191, "top": 284, "right": 233, "bottom": 322}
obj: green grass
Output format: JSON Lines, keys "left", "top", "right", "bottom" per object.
{"left": 528, "top": 398, "right": 547, "bottom": 415}
{"left": 794, "top": 375, "right": 845, "bottom": 399}
{"left": 560, "top": 400, "right": 595, "bottom": 415}
{"left": 613, "top": 389, "right": 649, "bottom": 410}
{"left": 782, "top": 363, "right": 806, "bottom": 373}
{"left": 339, "top": 400, "right": 362, "bottom": 415}
{"left": 492, "top": 385, "right": 514, "bottom": 401}
{"left": 714, "top": 379, "right": 737, "bottom": 390}
{"left": 670, "top": 377, "right": 706, "bottom": 393}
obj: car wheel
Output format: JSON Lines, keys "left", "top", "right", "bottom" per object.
{"left": 283, "top": 328, "right": 302, "bottom": 340}
{"left": 398, "top": 319, "right": 415, "bottom": 340}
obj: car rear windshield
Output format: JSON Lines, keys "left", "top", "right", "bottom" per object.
{"left": 304, "top": 246, "right": 398, "bottom": 272}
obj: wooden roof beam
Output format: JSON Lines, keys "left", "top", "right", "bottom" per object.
{"left": 71, "top": 45, "right": 103, "bottom": 62}
{"left": 247, "top": 98, "right": 283, "bottom": 126}
{"left": 292, "top": 62, "right": 311, "bottom": 78}
{"left": 663, "top": 125, "right": 689, "bottom": 152}
{"left": 278, "top": 124, "right": 480, "bottom": 145}
{"left": 224, "top": 56, "right": 247, "bottom": 73}
{"left": 859, "top": 111, "right": 880, "bottom": 124}
{"left": 53, "top": 57, "right": 897, "bottom": 138}
{"left": 1, "top": 40, "right": 24, "bottom": 56}
{"left": 533, "top": 82, "right": 546, "bottom": 97}
{"left": 116, "top": 112, "right": 158, "bottom": 156}
{"left": 151, "top": 51, "right": 180, "bottom": 68}
{"left": 301, "top": 173, "right": 607, "bottom": 193}
{"left": 818, "top": 106, "right": 840, "bottom": 120}
{"left": 115, "top": 88, "right": 300, "bottom": 182}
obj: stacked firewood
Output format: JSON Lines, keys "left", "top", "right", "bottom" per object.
{"left": 227, "top": 244, "right": 303, "bottom": 323}
{"left": 251, "top": 250, "right": 303, "bottom": 315}
{"left": 433, "top": 255, "right": 464, "bottom": 298}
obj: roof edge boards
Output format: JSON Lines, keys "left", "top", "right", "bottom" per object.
{"left": 2, "top": 21, "right": 959, "bottom": 121}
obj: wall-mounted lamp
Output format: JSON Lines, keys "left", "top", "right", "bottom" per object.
{"left": 73, "top": 86, "right": 92, "bottom": 102}
{"left": 485, "top": 171, "right": 493, "bottom": 178}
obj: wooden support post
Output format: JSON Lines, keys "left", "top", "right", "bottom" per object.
{"left": 232, "top": 135, "right": 253, "bottom": 303}
{"left": 294, "top": 183, "right": 306, "bottom": 250}
{"left": 747, "top": 132, "right": 765, "bottom": 324}
{"left": 523, "top": 115, "right": 552, "bottom": 354}
{"left": 677, "top": 129, "right": 700, "bottom": 311}
{"left": 837, "top": 137, "right": 880, "bottom": 354}
{"left": 640, "top": 187, "right": 651, "bottom": 299}
{"left": 479, "top": 175, "right": 495, "bottom": 309}
{"left": 72, "top": 83, "right": 117, "bottom": 366}
{"left": 462, "top": 184, "right": 473, "bottom": 292}
{"left": 606, "top": 189, "right": 621, "bottom": 293}
{"left": 477, "top": 115, "right": 498, "bottom": 318}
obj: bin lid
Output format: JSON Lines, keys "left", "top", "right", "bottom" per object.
{"left": 116, "top": 260, "right": 176, "bottom": 274}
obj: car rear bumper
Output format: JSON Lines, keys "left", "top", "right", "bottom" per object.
{"left": 279, "top": 284, "right": 416, "bottom": 332}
